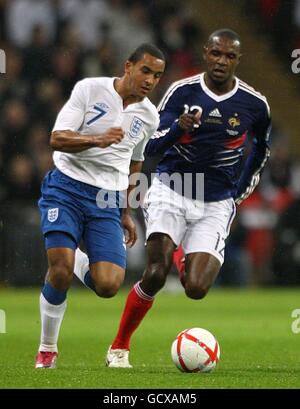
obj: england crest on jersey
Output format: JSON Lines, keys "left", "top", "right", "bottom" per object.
{"left": 129, "top": 116, "right": 144, "bottom": 138}
{"left": 48, "top": 208, "right": 59, "bottom": 222}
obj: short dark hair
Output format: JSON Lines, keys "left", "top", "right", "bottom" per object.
{"left": 128, "top": 43, "right": 166, "bottom": 63}
{"left": 207, "top": 29, "right": 241, "bottom": 47}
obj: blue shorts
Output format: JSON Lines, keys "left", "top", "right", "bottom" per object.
{"left": 38, "top": 169, "right": 126, "bottom": 268}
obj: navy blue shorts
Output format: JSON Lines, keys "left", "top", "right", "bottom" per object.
{"left": 38, "top": 169, "right": 126, "bottom": 268}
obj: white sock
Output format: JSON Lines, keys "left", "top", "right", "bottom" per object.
{"left": 39, "top": 293, "right": 67, "bottom": 353}
{"left": 74, "top": 248, "right": 90, "bottom": 287}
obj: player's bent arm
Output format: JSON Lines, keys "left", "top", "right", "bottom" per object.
{"left": 145, "top": 118, "right": 184, "bottom": 157}
{"left": 235, "top": 107, "right": 272, "bottom": 204}
{"left": 50, "top": 128, "right": 124, "bottom": 153}
{"left": 146, "top": 82, "right": 201, "bottom": 156}
{"left": 50, "top": 130, "right": 98, "bottom": 153}
{"left": 145, "top": 111, "right": 201, "bottom": 157}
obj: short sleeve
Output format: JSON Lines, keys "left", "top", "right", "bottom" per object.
{"left": 131, "top": 138, "right": 148, "bottom": 161}
{"left": 52, "top": 80, "right": 87, "bottom": 132}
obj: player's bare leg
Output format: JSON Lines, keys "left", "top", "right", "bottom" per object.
{"left": 46, "top": 248, "right": 75, "bottom": 290}
{"left": 73, "top": 249, "right": 125, "bottom": 297}
{"left": 140, "top": 233, "right": 176, "bottom": 295}
{"left": 106, "top": 233, "right": 175, "bottom": 368}
{"left": 35, "top": 248, "right": 74, "bottom": 368}
{"left": 184, "top": 252, "right": 221, "bottom": 299}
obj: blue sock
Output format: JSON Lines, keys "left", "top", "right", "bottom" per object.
{"left": 83, "top": 271, "right": 96, "bottom": 292}
{"left": 42, "top": 281, "right": 67, "bottom": 305}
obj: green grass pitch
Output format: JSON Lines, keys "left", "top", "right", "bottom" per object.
{"left": 0, "top": 286, "right": 300, "bottom": 388}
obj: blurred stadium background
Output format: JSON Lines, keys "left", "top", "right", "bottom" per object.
{"left": 1, "top": 0, "right": 300, "bottom": 289}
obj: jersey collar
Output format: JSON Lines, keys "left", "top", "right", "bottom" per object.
{"left": 110, "top": 77, "right": 148, "bottom": 110}
{"left": 110, "top": 77, "right": 124, "bottom": 104}
{"left": 200, "top": 72, "right": 239, "bottom": 102}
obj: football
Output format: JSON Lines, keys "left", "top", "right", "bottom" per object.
{"left": 171, "top": 327, "right": 220, "bottom": 373}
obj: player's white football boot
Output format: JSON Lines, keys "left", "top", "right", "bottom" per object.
{"left": 106, "top": 346, "right": 132, "bottom": 368}
{"left": 35, "top": 351, "right": 58, "bottom": 369}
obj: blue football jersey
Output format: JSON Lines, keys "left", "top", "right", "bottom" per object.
{"left": 146, "top": 73, "right": 271, "bottom": 202}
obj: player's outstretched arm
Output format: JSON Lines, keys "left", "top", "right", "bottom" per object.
{"left": 50, "top": 128, "right": 124, "bottom": 153}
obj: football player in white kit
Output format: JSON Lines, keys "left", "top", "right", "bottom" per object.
{"left": 35, "top": 44, "right": 165, "bottom": 368}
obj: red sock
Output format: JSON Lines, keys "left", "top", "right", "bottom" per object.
{"left": 173, "top": 245, "right": 186, "bottom": 287}
{"left": 111, "top": 283, "right": 154, "bottom": 350}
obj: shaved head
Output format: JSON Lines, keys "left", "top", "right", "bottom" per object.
{"left": 207, "top": 29, "right": 241, "bottom": 50}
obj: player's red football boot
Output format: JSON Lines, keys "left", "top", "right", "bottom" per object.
{"left": 35, "top": 351, "right": 58, "bottom": 369}
{"left": 173, "top": 245, "right": 186, "bottom": 287}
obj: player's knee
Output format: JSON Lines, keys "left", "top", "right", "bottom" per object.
{"left": 94, "top": 284, "right": 118, "bottom": 298}
{"left": 93, "top": 277, "right": 123, "bottom": 298}
{"left": 185, "top": 280, "right": 210, "bottom": 300}
{"left": 48, "top": 262, "right": 73, "bottom": 290}
{"left": 145, "top": 263, "right": 169, "bottom": 291}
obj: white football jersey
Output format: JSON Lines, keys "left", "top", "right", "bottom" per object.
{"left": 52, "top": 77, "right": 159, "bottom": 190}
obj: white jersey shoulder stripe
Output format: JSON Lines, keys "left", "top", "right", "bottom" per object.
{"left": 238, "top": 80, "right": 268, "bottom": 103}
{"left": 238, "top": 84, "right": 270, "bottom": 116}
{"left": 158, "top": 74, "right": 201, "bottom": 112}
{"left": 158, "top": 75, "right": 201, "bottom": 111}
{"left": 238, "top": 81, "right": 267, "bottom": 100}
{"left": 239, "top": 79, "right": 262, "bottom": 93}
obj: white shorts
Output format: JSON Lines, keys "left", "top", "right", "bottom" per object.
{"left": 143, "top": 177, "right": 236, "bottom": 265}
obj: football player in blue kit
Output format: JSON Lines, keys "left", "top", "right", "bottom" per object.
{"left": 106, "top": 29, "right": 272, "bottom": 368}
{"left": 34, "top": 44, "right": 166, "bottom": 368}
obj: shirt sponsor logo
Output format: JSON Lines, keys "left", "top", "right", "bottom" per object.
{"left": 208, "top": 108, "right": 222, "bottom": 118}
{"left": 48, "top": 208, "right": 59, "bottom": 223}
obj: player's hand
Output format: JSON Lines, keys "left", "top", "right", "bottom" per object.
{"left": 93, "top": 127, "right": 124, "bottom": 148}
{"left": 121, "top": 212, "right": 137, "bottom": 248}
{"left": 178, "top": 111, "right": 202, "bottom": 132}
